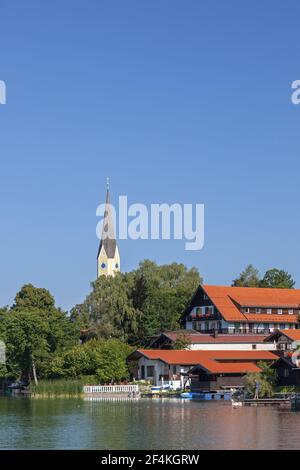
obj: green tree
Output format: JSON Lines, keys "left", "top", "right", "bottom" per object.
{"left": 3, "top": 309, "right": 50, "bottom": 385}
{"left": 94, "top": 340, "right": 131, "bottom": 383}
{"left": 12, "top": 284, "right": 55, "bottom": 311}
{"left": 245, "top": 362, "right": 277, "bottom": 398}
{"left": 0, "top": 285, "right": 78, "bottom": 384}
{"left": 46, "top": 339, "right": 132, "bottom": 383}
{"left": 233, "top": 265, "right": 295, "bottom": 289}
{"left": 232, "top": 265, "right": 261, "bottom": 287}
{"left": 71, "top": 273, "right": 139, "bottom": 342}
{"left": 12, "top": 284, "right": 78, "bottom": 353}
{"left": 260, "top": 269, "right": 295, "bottom": 289}
{"left": 132, "top": 260, "right": 201, "bottom": 343}
{"left": 47, "top": 345, "right": 92, "bottom": 378}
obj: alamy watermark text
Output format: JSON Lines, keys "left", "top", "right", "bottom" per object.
{"left": 96, "top": 196, "right": 205, "bottom": 251}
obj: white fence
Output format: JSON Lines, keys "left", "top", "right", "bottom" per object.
{"left": 84, "top": 396, "right": 140, "bottom": 402}
{"left": 83, "top": 384, "right": 139, "bottom": 394}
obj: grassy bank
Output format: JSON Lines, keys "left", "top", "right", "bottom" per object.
{"left": 30, "top": 377, "right": 97, "bottom": 397}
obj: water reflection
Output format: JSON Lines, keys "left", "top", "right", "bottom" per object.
{"left": 0, "top": 397, "right": 299, "bottom": 449}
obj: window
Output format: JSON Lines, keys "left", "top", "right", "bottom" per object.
{"left": 252, "top": 344, "right": 257, "bottom": 350}
{"left": 288, "top": 309, "right": 293, "bottom": 315}
{"left": 255, "top": 308, "right": 261, "bottom": 314}
{"left": 283, "top": 368, "right": 290, "bottom": 378}
{"left": 244, "top": 308, "right": 250, "bottom": 313}
{"left": 173, "top": 365, "right": 177, "bottom": 374}
{"left": 267, "top": 309, "right": 272, "bottom": 314}
{"left": 147, "top": 366, "right": 155, "bottom": 378}
{"left": 280, "top": 324, "right": 285, "bottom": 330}
{"left": 278, "top": 309, "right": 283, "bottom": 315}
{"left": 141, "top": 365, "right": 145, "bottom": 379}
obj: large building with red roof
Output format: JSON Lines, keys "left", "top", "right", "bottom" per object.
{"left": 183, "top": 285, "right": 300, "bottom": 335}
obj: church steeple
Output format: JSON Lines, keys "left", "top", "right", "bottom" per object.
{"left": 97, "top": 180, "right": 120, "bottom": 278}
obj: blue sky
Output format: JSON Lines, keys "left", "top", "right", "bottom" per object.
{"left": 0, "top": 0, "right": 300, "bottom": 311}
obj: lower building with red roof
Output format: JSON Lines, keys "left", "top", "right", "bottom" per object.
{"left": 264, "top": 329, "right": 300, "bottom": 353}
{"left": 127, "top": 349, "right": 277, "bottom": 390}
{"left": 149, "top": 330, "right": 277, "bottom": 351}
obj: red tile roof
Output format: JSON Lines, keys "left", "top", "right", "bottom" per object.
{"left": 201, "top": 285, "right": 300, "bottom": 323}
{"left": 163, "top": 331, "right": 269, "bottom": 344}
{"left": 191, "top": 361, "right": 262, "bottom": 374}
{"left": 134, "top": 349, "right": 276, "bottom": 365}
{"left": 131, "top": 349, "right": 277, "bottom": 374}
{"left": 243, "top": 314, "right": 296, "bottom": 323}
{"left": 279, "top": 330, "right": 300, "bottom": 341}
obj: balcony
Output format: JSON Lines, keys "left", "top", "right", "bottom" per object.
{"left": 189, "top": 314, "right": 219, "bottom": 322}
{"left": 192, "top": 327, "right": 271, "bottom": 335}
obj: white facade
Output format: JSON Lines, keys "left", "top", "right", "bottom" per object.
{"left": 186, "top": 318, "right": 294, "bottom": 333}
{"left": 187, "top": 301, "right": 297, "bottom": 334}
{"left": 137, "top": 356, "right": 188, "bottom": 388}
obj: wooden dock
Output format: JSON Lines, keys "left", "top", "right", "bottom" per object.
{"left": 243, "top": 398, "right": 291, "bottom": 409}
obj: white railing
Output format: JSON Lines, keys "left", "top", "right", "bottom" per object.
{"left": 83, "top": 384, "right": 139, "bottom": 394}
{"left": 84, "top": 396, "right": 139, "bottom": 402}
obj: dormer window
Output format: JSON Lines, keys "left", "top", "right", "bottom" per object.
{"left": 244, "top": 307, "right": 250, "bottom": 313}
{"left": 288, "top": 309, "right": 293, "bottom": 315}
{"left": 278, "top": 309, "right": 283, "bottom": 315}
{"left": 267, "top": 308, "right": 272, "bottom": 314}
{"left": 255, "top": 308, "right": 261, "bottom": 314}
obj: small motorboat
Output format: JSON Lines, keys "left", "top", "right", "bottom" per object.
{"left": 181, "top": 391, "right": 231, "bottom": 401}
{"left": 181, "top": 392, "right": 193, "bottom": 399}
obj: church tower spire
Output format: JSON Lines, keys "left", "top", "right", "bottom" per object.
{"left": 97, "top": 180, "right": 120, "bottom": 278}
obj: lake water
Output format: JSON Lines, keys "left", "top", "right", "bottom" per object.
{"left": 0, "top": 397, "right": 299, "bottom": 450}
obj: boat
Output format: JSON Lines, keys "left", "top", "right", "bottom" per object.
{"left": 150, "top": 384, "right": 171, "bottom": 394}
{"left": 181, "top": 392, "right": 193, "bottom": 399}
{"left": 180, "top": 391, "right": 231, "bottom": 401}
